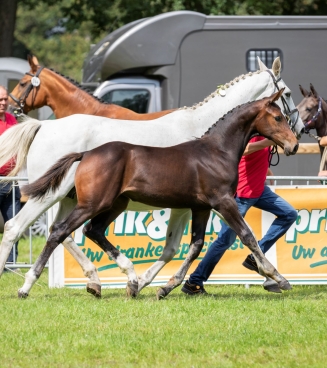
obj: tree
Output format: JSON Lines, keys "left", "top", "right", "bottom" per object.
{"left": 1, "top": 0, "right": 326, "bottom": 80}
{"left": 0, "top": 0, "right": 18, "bottom": 57}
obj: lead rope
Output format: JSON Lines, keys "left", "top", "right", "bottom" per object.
{"left": 307, "top": 131, "right": 322, "bottom": 142}
{"left": 319, "top": 146, "right": 327, "bottom": 172}
{"left": 268, "top": 145, "right": 279, "bottom": 167}
{"left": 319, "top": 146, "right": 327, "bottom": 185}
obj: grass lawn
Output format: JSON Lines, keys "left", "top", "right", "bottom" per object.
{"left": 0, "top": 261, "right": 326, "bottom": 368}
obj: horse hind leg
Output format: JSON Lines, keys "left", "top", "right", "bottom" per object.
{"left": 53, "top": 198, "right": 102, "bottom": 298}
{"left": 18, "top": 206, "right": 93, "bottom": 298}
{"left": 0, "top": 196, "right": 56, "bottom": 277}
{"left": 137, "top": 208, "right": 191, "bottom": 292}
{"left": 83, "top": 196, "right": 139, "bottom": 297}
{"left": 156, "top": 210, "right": 210, "bottom": 300}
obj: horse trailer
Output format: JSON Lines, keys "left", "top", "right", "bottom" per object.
{"left": 81, "top": 11, "right": 327, "bottom": 176}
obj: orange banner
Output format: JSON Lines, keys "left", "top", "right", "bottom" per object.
{"left": 63, "top": 187, "right": 327, "bottom": 287}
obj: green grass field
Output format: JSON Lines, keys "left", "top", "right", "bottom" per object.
{"left": 0, "top": 236, "right": 326, "bottom": 367}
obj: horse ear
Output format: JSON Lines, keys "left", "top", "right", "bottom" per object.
{"left": 32, "top": 55, "right": 39, "bottom": 66}
{"left": 272, "top": 57, "right": 281, "bottom": 77}
{"left": 257, "top": 57, "right": 268, "bottom": 71}
{"left": 299, "top": 85, "right": 309, "bottom": 97}
{"left": 310, "top": 83, "right": 319, "bottom": 98}
{"left": 27, "top": 54, "right": 39, "bottom": 73}
{"left": 269, "top": 87, "right": 285, "bottom": 103}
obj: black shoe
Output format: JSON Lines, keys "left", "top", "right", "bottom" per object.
{"left": 181, "top": 280, "right": 208, "bottom": 295}
{"left": 242, "top": 255, "right": 259, "bottom": 274}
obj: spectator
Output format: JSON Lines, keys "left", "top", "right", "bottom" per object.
{"left": 0, "top": 85, "right": 21, "bottom": 268}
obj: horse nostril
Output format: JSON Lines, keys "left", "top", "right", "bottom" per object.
{"left": 293, "top": 144, "right": 299, "bottom": 154}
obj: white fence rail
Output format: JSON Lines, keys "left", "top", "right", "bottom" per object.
{"left": 2, "top": 175, "right": 327, "bottom": 273}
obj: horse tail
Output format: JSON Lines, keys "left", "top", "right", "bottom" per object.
{"left": 0, "top": 117, "right": 41, "bottom": 177}
{"left": 22, "top": 152, "right": 85, "bottom": 200}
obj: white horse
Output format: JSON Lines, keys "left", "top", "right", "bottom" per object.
{"left": 0, "top": 58, "right": 304, "bottom": 297}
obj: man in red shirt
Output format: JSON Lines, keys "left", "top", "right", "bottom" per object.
{"left": 182, "top": 137, "right": 298, "bottom": 295}
{"left": 0, "top": 85, "right": 21, "bottom": 267}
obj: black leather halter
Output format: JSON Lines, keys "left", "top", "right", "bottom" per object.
{"left": 9, "top": 66, "right": 44, "bottom": 115}
{"left": 304, "top": 97, "right": 322, "bottom": 133}
{"left": 265, "top": 69, "right": 300, "bottom": 167}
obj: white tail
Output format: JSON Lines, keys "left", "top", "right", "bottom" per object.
{"left": 0, "top": 117, "right": 41, "bottom": 177}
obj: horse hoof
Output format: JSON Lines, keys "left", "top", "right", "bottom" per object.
{"left": 156, "top": 287, "right": 168, "bottom": 300}
{"left": 86, "top": 283, "right": 101, "bottom": 298}
{"left": 126, "top": 281, "right": 138, "bottom": 298}
{"left": 18, "top": 289, "right": 28, "bottom": 299}
{"left": 263, "top": 280, "right": 282, "bottom": 293}
{"left": 278, "top": 279, "right": 292, "bottom": 291}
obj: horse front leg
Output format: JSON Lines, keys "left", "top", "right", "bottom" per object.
{"left": 137, "top": 208, "right": 191, "bottom": 291}
{"left": 215, "top": 196, "right": 291, "bottom": 291}
{"left": 156, "top": 210, "right": 210, "bottom": 300}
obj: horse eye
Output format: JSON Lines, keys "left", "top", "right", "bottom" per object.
{"left": 285, "top": 93, "right": 291, "bottom": 98}
{"left": 20, "top": 82, "right": 26, "bottom": 87}
{"left": 275, "top": 116, "right": 282, "bottom": 122}
{"left": 306, "top": 107, "right": 312, "bottom": 112}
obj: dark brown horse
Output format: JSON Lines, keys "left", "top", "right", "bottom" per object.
{"left": 20, "top": 89, "right": 298, "bottom": 299}
{"left": 298, "top": 84, "right": 327, "bottom": 168}
{"left": 8, "top": 55, "right": 175, "bottom": 120}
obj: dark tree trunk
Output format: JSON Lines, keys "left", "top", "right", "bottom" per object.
{"left": 0, "top": 0, "right": 18, "bottom": 57}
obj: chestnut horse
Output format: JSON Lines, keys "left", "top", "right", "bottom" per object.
{"left": 8, "top": 55, "right": 175, "bottom": 120}
{"left": 21, "top": 89, "right": 299, "bottom": 299}
{"left": 0, "top": 57, "right": 304, "bottom": 298}
{"left": 297, "top": 84, "right": 327, "bottom": 169}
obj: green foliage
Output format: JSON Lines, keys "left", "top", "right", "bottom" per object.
{"left": 15, "top": 1, "right": 106, "bottom": 81}
{"left": 14, "top": 0, "right": 327, "bottom": 81}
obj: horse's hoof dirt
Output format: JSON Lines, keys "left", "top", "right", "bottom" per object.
{"left": 17, "top": 290, "right": 29, "bottom": 299}
{"left": 86, "top": 283, "right": 101, "bottom": 298}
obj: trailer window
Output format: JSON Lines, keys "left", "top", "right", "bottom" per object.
{"left": 246, "top": 49, "right": 283, "bottom": 72}
{"left": 100, "top": 89, "right": 150, "bottom": 113}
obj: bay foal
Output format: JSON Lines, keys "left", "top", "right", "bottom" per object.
{"left": 21, "top": 89, "right": 298, "bottom": 298}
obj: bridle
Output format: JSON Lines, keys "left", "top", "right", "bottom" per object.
{"left": 265, "top": 69, "right": 300, "bottom": 134}
{"left": 265, "top": 70, "right": 300, "bottom": 167}
{"left": 304, "top": 96, "right": 322, "bottom": 133}
{"left": 9, "top": 66, "right": 44, "bottom": 116}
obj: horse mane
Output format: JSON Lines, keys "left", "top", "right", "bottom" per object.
{"left": 46, "top": 67, "right": 263, "bottom": 111}
{"left": 47, "top": 68, "right": 110, "bottom": 105}
{"left": 201, "top": 100, "right": 255, "bottom": 138}
{"left": 179, "top": 70, "right": 263, "bottom": 111}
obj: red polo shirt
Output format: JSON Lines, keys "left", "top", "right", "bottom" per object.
{"left": 0, "top": 112, "right": 18, "bottom": 176}
{"left": 236, "top": 136, "right": 270, "bottom": 198}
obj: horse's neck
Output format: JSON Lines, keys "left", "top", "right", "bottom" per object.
{"left": 45, "top": 71, "right": 106, "bottom": 118}
{"left": 191, "top": 72, "right": 271, "bottom": 135}
{"left": 205, "top": 107, "right": 255, "bottom": 162}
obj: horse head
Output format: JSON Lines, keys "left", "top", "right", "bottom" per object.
{"left": 297, "top": 84, "right": 327, "bottom": 138}
{"left": 255, "top": 89, "right": 299, "bottom": 156}
{"left": 8, "top": 55, "right": 46, "bottom": 115}
{"left": 257, "top": 56, "right": 304, "bottom": 140}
